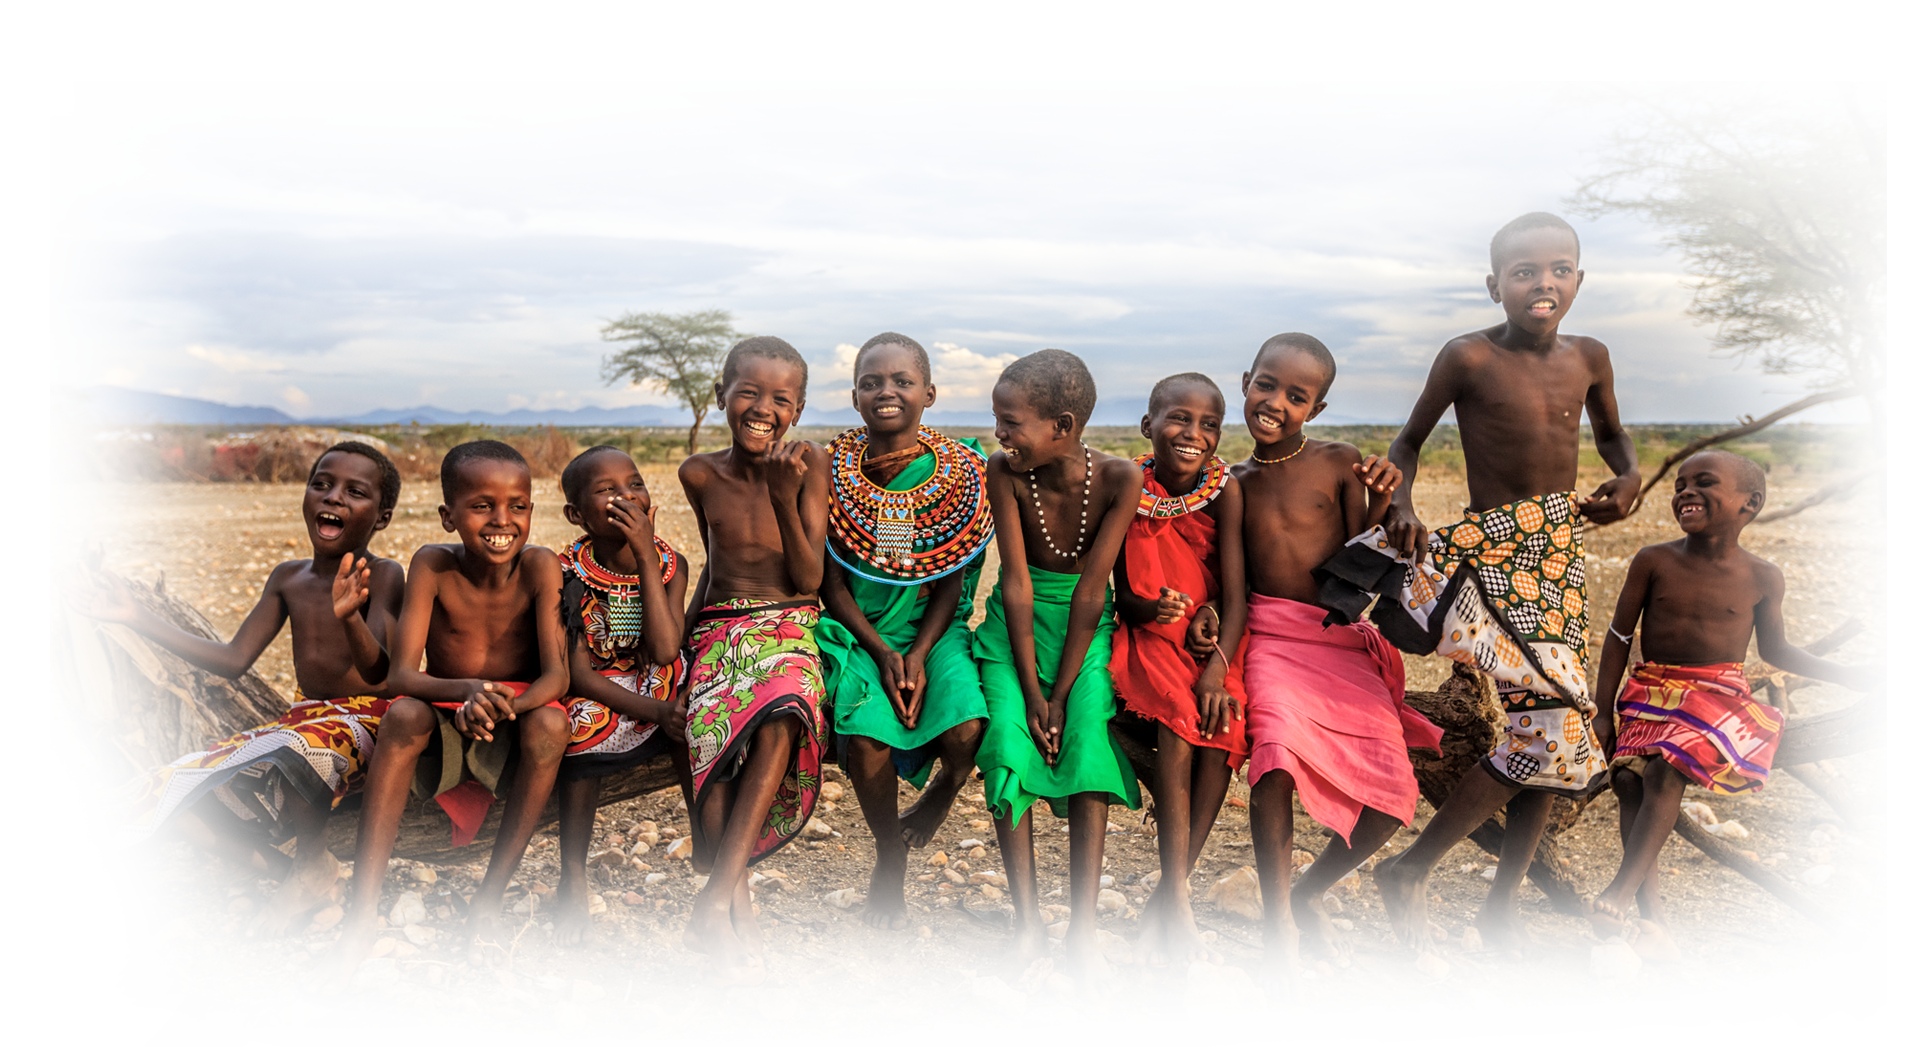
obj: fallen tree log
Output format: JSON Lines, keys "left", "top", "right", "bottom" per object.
{"left": 1672, "top": 812, "right": 1830, "bottom": 922}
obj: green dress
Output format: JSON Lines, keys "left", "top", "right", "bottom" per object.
{"left": 971, "top": 565, "right": 1141, "bottom": 823}
{"left": 816, "top": 448, "right": 989, "bottom": 788}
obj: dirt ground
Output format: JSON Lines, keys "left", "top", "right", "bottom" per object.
{"left": 84, "top": 462, "right": 1885, "bottom": 1005}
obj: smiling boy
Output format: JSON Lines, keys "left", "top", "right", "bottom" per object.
{"left": 328, "top": 439, "right": 570, "bottom": 973}
{"left": 1587, "top": 451, "right": 1873, "bottom": 952}
{"left": 676, "top": 335, "right": 831, "bottom": 979}
{"left": 83, "top": 442, "right": 404, "bottom": 936}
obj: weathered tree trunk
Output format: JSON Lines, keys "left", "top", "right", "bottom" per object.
{"left": 51, "top": 537, "right": 288, "bottom": 783}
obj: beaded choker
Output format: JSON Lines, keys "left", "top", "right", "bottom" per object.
{"left": 826, "top": 426, "right": 994, "bottom": 585}
{"left": 559, "top": 534, "right": 677, "bottom": 661}
{"left": 1134, "top": 453, "right": 1228, "bottom": 518}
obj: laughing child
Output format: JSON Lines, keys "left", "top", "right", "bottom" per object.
{"left": 1231, "top": 335, "right": 1439, "bottom": 970}
{"left": 1108, "top": 372, "right": 1247, "bottom": 965}
{"left": 550, "top": 445, "right": 691, "bottom": 946}
{"left": 1587, "top": 451, "right": 1874, "bottom": 952}
{"left": 975, "top": 348, "right": 1143, "bottom": 981}
{"left": 81, "top": 442, "right": 403, "bottom": 936}
{"left": 816, "top": 332, "right": 993, "bottom": 931}
{"left": 677, "top": 335, "right": 831, "bottom": 979}
{"left": 329, "top": 439, "right": 570, "bottom": 972}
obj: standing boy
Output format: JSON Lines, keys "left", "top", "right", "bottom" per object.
{"left": 816, "top": 333, "right": 993, "bottom": 930}
{"left": 82, "top": 442, "right": 404, "bottom": 936}
{"left": 1588, "top": 451, "right": 1873, "bottom": 950}
{"left": 1231, "top": 335, "right": 1438, "bottom": 970}
{"left": 329, "top": 440, "right": 571, "bottom": 972}
{"left": 550, "top": 446, "right": 691, "bottom": 946}
{"left": 1109, "top": 372, "right": 1247, "bottom": 965}
{"left": 677, "top": 335, "right": 831, "bottom": 979}
{"left": 975, "top": 348, "right": 1143, "bottom": 980}
{"left": 1319, "top": 212, "right": 1642, "bottom": 953}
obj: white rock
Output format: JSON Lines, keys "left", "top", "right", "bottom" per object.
{"left": 958, "top": 839, "right": 986, "bottom": 850}
{"left": 410, "top": 867, "right": 438, "bottom": 885}
{"left": 644, "top": 873, "right": 668, "bottom": 886}
{"left": 1480, "top": 866, "right": 1499, "bottom": 881}
{"left": 1097, "top": 929, "right": 1133, "bottom": 964}
{"left": 804, "top": 817, "right": 836, "bottom": 839}
{"left": 629, "top": 840, "right": 651, "bottom": 856}
{"left": 1413, "top": 951, "right": 1450, "bottom": 980}
{"left": 690, "top": 874, "right": 709, "bottom": 891}
{"left": 1704, "top": 820, "right": 1750, "bottom": 840}
{"left": 1801, "top": 865, "right": 1835, "bottom": 886}
{"left": 589, "top": 849, "right": 626, "bottom": 869}
{"left": 819, "top": 781, "right": 845, "bottom": 802}
{"left": 1097, "top": 888, "right": 1128, "bottom": 914}
{"left": 308, "top": 905, "right": 344, "bottom": 933}
{"left": 1591, "top": 938, "right": 1643, "bottom": 980}
{"left": 665, "top": 837, "right": 693, "bottom": 860}
{"left": 587, "top": 893, "right": 608, "bottom": 916}
{"left": 1206, "top": 867, "right": 1263, "bottom": 922}
{"left": 1461, "top": 926, "right": 1485, "bottom": 953}
{"left": 1140, "top": 869, "right": 1163, "bottom": 891}
{"left": 388, "top": 891, "right": 427, "bottom": 928}
{"left": 1459, "top": 991, "right": 1505, "bottom": 1014}
{"left": 1681, "top": 800, "right": 1718, "bottom": 825}
{"left": 403, "top": 924, "right": 437, "bottom": 946}
{"left": 823, "top": 888, "right": 863, "bottom": 910}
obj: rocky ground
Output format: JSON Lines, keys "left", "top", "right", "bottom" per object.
{"left": 84, "top": 465, "right": 1885, "bottom": 1010}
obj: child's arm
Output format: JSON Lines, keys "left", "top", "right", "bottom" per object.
{"left": 1045, "top": 460, "right": 1144, "bottom": 732}
{"left": 820, "top": 557, "right": 913, "bottom": 722}
{"left": 332, "top": 555, "right": 405, "bottom": 684}
{"left": 898, "top": 566, "right": 969, "bottom": 729}
{"left": 985, "top": 457, "right": 1054, "bottom": 760}
{"left": 383, "top": 551, "right": 508, "bottom": 717}
{"left": 1578, "top": 344, "right": 1642, "bottom": 524}
{"left": 1753, "top": 562, "right": 1878, "bottom": 691}
{"left": 1353, "top": 453, "right": 1402, "bottom": 531}
{"left": 74, "top": 566, "right": 288, "bottom": 679}
{"left": 680, "top": 457, "right": 713, "bottom": 642}
{"left": 1593, "top": 551, "right": 1654, "bottom": 755}
{"left": 1112, "top": 544, "right": 1193, "bottom": 627}
{"left": 507, "top": 549, "right": 572, "bottom": 715}
{"left": 1383, "top": 351, "right": 1463, "bottom": 560}
{"left": 765, "top": 441, "right": 829, "bottom": 596}
{"left": 607, "top": 498, "right": 685, "bottom": 667}
{"left": 1191, "top": 477, "right": 1246, "bottom": 738}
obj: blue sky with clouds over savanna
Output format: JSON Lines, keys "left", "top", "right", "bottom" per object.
{"left": 53, "top": 81, "right": 1848, "bottom": 425}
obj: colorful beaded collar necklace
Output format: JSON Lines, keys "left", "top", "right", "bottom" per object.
{"left": 827, "top": 426, "right": 994, "bottom": 585}
{"left": 561, "top": 534, "right": 677, "bottom": 647}
{"left": 1134, "top": 453, "right": 1227, "bottom": 518}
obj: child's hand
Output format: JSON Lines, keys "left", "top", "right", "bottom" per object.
{"left": 71, "top": 571, "right": 140, "bottom": 624}
{"left": 331, "top": 555, "right": 372, "bottom": 621}
{"left": 1043, "top": 698, "right": 1068, "bottom": 767}
{"left": 1025, "top": 694, "right": 1059, "bottom": 765}
{"left": 1383, "top": 503, "right": 1428, "bottom": 562}
{"left": 1592, "top": 714, "right": 1616, "bottom": 760}
{"left": 1186, "top": 603, "right": 1221, "bottom": 658}
{"left": 876, "top": 648, "right": 910, "bottom": 722}
{"left": 1353, "top": 455, "right": 1401, "bottom": 497}
{"left": 1155, "top": 587, "right": 1194, "bottom": 625}
{"left": 1580, "top": 473, "right": 1641, "bottom": 525}
{"left": 606, "top": 496, "right": 657, "bottom": 549}
{"left": 901, "top": 650, "right": 929, "bottom": 730}
{"left": 765, "top": 440, "right": 812, "bottom": 504}
{"left": 1192, "top": 678, "right": 1237, "bottom": 738}
{"left": 454, "top": 682, "right": 517, "bottom": 742}
{"left": 659, "top": 693, "right": 688, "bottom": 745}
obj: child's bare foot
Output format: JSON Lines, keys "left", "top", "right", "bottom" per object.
{"left": 1629, "top": 918, "right": 1679, "bottom": 962}
{"left": 1586, "top": 895, "right": 1632, "bottom": 939}
{"left": 249, "top": 849, "right": 341, "bottom": 938}
{"left": 1293, "top": 891, "right": 1352, "bottom": 967}
{"left": 685, "top": 900, "right": 762, "bottom": 982}
{"left": 1121, "top": 887, "right": 1167, "bottom": 968}
{"left": 1373, "top": 852, "right": 1434, "bottom": 952}
{"left": 552, "top": 884, "right": 593, "bottom": 947}
{"left": 318, "top": 911, "right": 380, "bottom": 984}
{"left": 899, "top": 792, "right": 955, "bottom": 850}
{"left": 463, "top": 904, "right": 514, "bottom": 967}
{"left": 1153, "top": 895, "right": 1220, "bottom": 966}
{"left": 1006, "top": 917, "right": 1049, "bottom": 973}
{"left": 862, "top": 854, "right": 912, "bottom": 929}
{"left": 1059, "top": 925, "right": 1116, "bottom": 991}
{"left": 1260, "top": 918, "right": 1302, "bottom": 980}
{"left": 1473, "top": 900, "right": 1530, "bottom": 957}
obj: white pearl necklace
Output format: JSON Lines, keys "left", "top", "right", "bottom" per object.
{"left": 1029, "top": 443, "right": 1093, "bottom": 561}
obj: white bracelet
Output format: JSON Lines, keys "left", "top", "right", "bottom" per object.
{"left": 1609, "top": 626, "right": 1634, "bottom": 645}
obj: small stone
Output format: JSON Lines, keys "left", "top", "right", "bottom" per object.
{"left": 1175, "top": 964, "right": 1267, "bottom": 1037}
{"left": 606, "top": 833, "right": 627, "bottom": 849}
{"left": 644, "top": 873, "right": 667, "bottom": 886}
{"left": 958, "top": 838, "right": 986, "bottom": 850}
{"left": 1140, "top": 869, "right": 1163, "bottom": 891}
{"left": 1704, "top": 820, "right": 1750, "bottom": 840}
{"left": 1413, "top": 951, "right": 1450, "bottom": 980}
{"left": 389, "top": 891, "right": 427, "bottom": 928}
{"left": 943, "top": 869, "right": 967, "bottom": 886}
{"left": 370, "top": 936, "right": 397, "bottom": 958}
{"left": 690, "top": 874, "right": 709, "bottom": 891}
{"left": 1481, "top": 866, "right": 1499, "bottom": 881}
{"left": 979, "top": 883, "right": 1005, "bottom": 901}
{"left": 819, "top": 781, "right": 846, "bottom": 802}
{"left": 804, "top": 818, "right": 836, "bottom": 839}
{"left": 1320, "top": 892, "right": 1343, "bottom": 914}
{"left": 410, "top": 867, "right": 438, "bottom": 885}
{"left": 1292, "top": 849, "right": 1315, "bottom": 869}
{"left": 552, "top": 998, "right": 587, "bottom": 1029}
{"left": 1097, "top": 928, "right": 1133, "bottom": 964}
{"left": 968, "top": 871, "right": 1008, "bottom": 887}
{"left": 917, "top": 925, "right": 933, "bottom": 939}
{"left": 1097, "top": 888, "right": 1128, "bottom": 914}
{"left": 307, "top": 905, "right": 344, "bottom": 933}
{"left": 587, "top": 894, "right": 608, "bottom": 916}
{"left": 403, "top": 924, "right": 437, "bottom": 946}
{"left": 927, "top": 850, "right": 949, "bottom": 866}
{"left": 967, "top": 972, "right": 1029, "bottom": 1022}
{"left": 1021, "top": 998, "right": 1082, "bottom": 1029}
{"left": 622, "top": 891, "right": 644, "bottom": 905}
{"left": 1461, "top": 927, "right": 1485, "bottom": 953}
{"left": 968, "top": 819, "right": 992, "bottom": 831}
{"left": 666, "top": 837, "right": 693, "bottom": 860}
{"left": 1206, "top": 867, "right": 1263, "bottom": 922}
{"left": 391, "top": 940, "right": 420, "bottom": 958}
{"left": 139, "top": 918, "right": 196, "bottom": 952}
{"left": 589, "top": 849, "right": 627, "bottom": 869}
{"left": 1680, "top": 800, "right": 1717, "bottom": 825}
{"left": 760, "top": 983, "right": 798, "bottom": 1014}
{"left": 1098, "top": 874, "right": 1113, "bottom": 888}
{"left": 1106, "top": 821, "right": 1125, "bottom": 834}
{"left": 969, "top": 846, "right": 988, "bottom": 861}
{"left": 1459, "top": 991, "right": 1505, "bottom": 1014}
{"left": 629, "top": 840, "right": 651, "bottom": 857}
{"left": 1046, "top": 922, "right": 1069, "bottom": 939}
{"left": 1330, "top": 918, "right": 1354, "bottom": 931}
{"left": 1801, "top": 865, "right": 1835, "bottom": 886}
{"left": 823, "top": 888, "right": 863, "bottom": 910}
{"left": 1226, "top": 795, "right": 1248, "bottom": 808}
{"left": 529, "top": 881, "right": 554, "bottom": 895}
{"left": 917, "top": 873, "right": 936, "bottom": 882}
{"left": 1591, "top": 938, "right": 1642, "bottom": 980}
{"left": 1427, "top": 921, "right": 1448, "bottom": 942}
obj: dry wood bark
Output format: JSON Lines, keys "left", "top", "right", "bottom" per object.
{"left": 50, "top": 541, "right": 289, "bottom": 779}
{"left": 1671, "top": 812, "right": 1830, "bottom": 922}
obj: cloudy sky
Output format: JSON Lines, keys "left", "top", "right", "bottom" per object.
{"left": 52, "top": 80, "right": 1853, "bottom": 425}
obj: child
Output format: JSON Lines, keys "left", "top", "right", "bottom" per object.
{"left": 550, "top": 445, "right": 691, "bottom": 946}
{"left": 1230, "top": 335, "right": 1438, "bottom": 970}
{"left": 677, "top": 335, "right": 831, "bottom": 978}
{"left": 329, "top": 439, "right": 571, "bottom": 972}
{"left": 80, "top": 442, "right": 404, "bottom": 935}
{"left": 1319, "top": 212, "right": 1642, "bottom": 953}
{"left": 1588, "top": 451, "right": 1873, "bottom": 951}
{"left": 974, "top": 348, "right": 1143, "bottom": 979}
{"left": 1108, "top": 372, "right": 1248, "bottom": 965}
{"left": 815, "top": 333, "right": 994, "bottom": 930}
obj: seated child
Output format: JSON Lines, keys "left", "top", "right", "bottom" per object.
{"left": 550, "top": 445, "right": 691, "bottom": 946}
{"left": 1230, "top": 335, "right": 1439, "bottom": 970}
{"left": 815, "top": 332, "right": 993, "bottom": 930}
{"left": 974, "top": 348, "right": 1143, "bottom": 979}
{"left": 81, "top": 441, "right": 404, "bottom": 935}
{"left": 1108, "top": 372, "right": 1248, "bottom": 965}
{"left": 677, "top": 335, "right": 831, "bottom": 978}
{"left": 1588, "top": 450, "right": 1874, "bottom": 952}
{"left": 329, "top": 439, "right": 570, "bottom": 972}
{"left": 1317, "top": 213, "right": 1643, "bottom": 953}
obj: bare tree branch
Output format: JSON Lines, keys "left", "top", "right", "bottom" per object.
{"left": 1626, "top": 388, "right": 1859, "bottom": 516}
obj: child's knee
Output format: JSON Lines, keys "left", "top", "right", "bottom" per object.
{"left": 381, "top": 698, "right": 437, "bottom": 745}
{"left": 519, "top": 705, "right": 570, "bottom": 763}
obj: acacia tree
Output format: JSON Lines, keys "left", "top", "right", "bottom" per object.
{"left": 599, "top": 309, "right": 746, "bottom": 456}
{"left": 1567, "top": 93, "right": 1885, "bottom": 517}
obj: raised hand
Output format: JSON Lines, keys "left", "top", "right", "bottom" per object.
{"left": 1579, "top": 472, "right": 1642, "bottom": 525}
{"left": 1155, "top": 586, "right": 1194, "bottom": 625}
{"left": 606, "top": 496, "right": 657, "bottom": 550}
{"left": 1383, "top": 502, "right": 1428, "bottom": 563}
{"left": 1353, "top": 454, "right": 1402, "bottom": 497}
{"left": 71, "top": 571, "right": 141, "bottom": 624}
{"left": 331, "top": 555, "right": 372, "bottom": 620}
{"left": 765, "top": 439, "right": 812, "bottom": 505}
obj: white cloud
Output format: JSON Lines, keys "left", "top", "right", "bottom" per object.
{"left": 280, "top": 385, "right": 310, "bottom": 409}
{"left": 185, "top": 344, "right": 283, "bottom": 374}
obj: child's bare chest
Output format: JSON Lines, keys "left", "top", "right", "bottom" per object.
{"left": 1462, "top": 355, "right": 1590, "bottom": 425}
{"left": 1649, "top": 562, "right": 1760, "bottom": 628}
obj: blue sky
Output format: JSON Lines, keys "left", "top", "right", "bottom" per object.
{"left": 53, "top": 81, "right": 1854, "bottom": 425}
